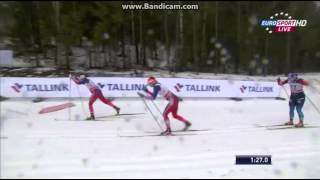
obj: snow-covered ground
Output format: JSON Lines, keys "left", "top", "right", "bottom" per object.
{"left": 1, "top": 74, "right": 320, "bottom": 179}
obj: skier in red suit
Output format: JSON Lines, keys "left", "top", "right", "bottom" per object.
{"left": 138, "top": 77, "right": 191, "bottom": 135}
{"left": 71, "top": 74, "right": 120, "bottom": 120}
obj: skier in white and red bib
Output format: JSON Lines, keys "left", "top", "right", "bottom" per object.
{"left": 138, "top": 77, "right": 191, "bottom": 135}
{"left": 71, "top": 74, "right": 120, "bottom": 120}
{"left": 277, "top": 73, "right": 309, "bottom": 127}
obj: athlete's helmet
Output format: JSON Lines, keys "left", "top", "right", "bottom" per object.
{"left": 79, "top": 74, "right": 86, "bottom": 80}
{"left": 147, "top": 77, "right": 157, "bottom": 86}
{"left": 288, "top": 73, "right": 298, "bottom": 82}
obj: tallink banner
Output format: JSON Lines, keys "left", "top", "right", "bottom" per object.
{"left": 0, "top": 77, "right": 280, "bottom": 98}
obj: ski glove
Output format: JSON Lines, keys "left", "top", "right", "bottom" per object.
{"left": 142, "top": 86, "right": 148, "bottom": 92}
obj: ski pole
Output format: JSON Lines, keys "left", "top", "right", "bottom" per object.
{"left": 74, "top": 79, "right": 87, "bottom": 117}
{"left": 281, "top": 85, "right": 290, "bottom": 99}
{"left": 150, "top": 100, "right": 163, "bottom": 115}
{"left": 305, "top": 95, "right": 320, "bottom": 114}
{"left": 274, "top": 84, "right": 287, "bottom": 100}
{"left": 68, "top": 76, "right": 71, "bottom": 121}
{"left": 307, "top": 83, "right": 320, "bottom": 95}
{"left": 145, "top": 84, "right": 164, "bottom": 115}
{"left": 140, "top": 97, "right": 164, "bottom": 131}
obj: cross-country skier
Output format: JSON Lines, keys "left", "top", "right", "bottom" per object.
{"left": 138, "top": 77, "right": 192, "bottom": 135}
{"left": 70, "top": 74, "right": 120, "bottom": 120}
{"left": 277, "top": 73, "right": 309, "bottom": 127}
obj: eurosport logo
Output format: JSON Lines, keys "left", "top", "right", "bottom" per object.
{"left": 260, "top": 12, "right": 307, "bottom": 34}
{"left": 11, "top": 83, "right": 69, "bottom": 93}
{"left": 240, "top": 85, "right": 274, "bottom": 93}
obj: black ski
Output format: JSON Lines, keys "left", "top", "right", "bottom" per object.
{"left": 54, "top": 113, "right": 145, "bottom": 121}
{"left": 267, "top": 125, "right": 320, "bottom": 130}
{"left": 97, "top": 113, "right": 145, "bottom": 119}
{"left": 174, "top": 129, "right": 212, "bottom": 132}
{"left": 254, "top": 123, "right": 297, "bottom": 128}
{"left": 255, "top": 123, "right": 314, "bottom": 128}
{"left": 119, "top": 133, "right": 198, "bottom": 138}
{"left": 144, "top": 129, "right": 212, "bottom": 133}
{"left": 55, "top": 119, "right": 112, "bottom": 122}
{"left": 275, "top": 97, "right": 286, "bottom": 101}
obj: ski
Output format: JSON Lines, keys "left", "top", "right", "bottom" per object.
{"left": 254, "top": 124, "right": 294, "bottom": 128}
{"left": 54, "top": 113, "right": 145, "bottom": 121}
{"left": 266, "top": 125, "right": 320, "bottom": 130}
{"left": 174, "top": 129, "right": 212, "bottom": 132}
{"left": 55, "top": 119, "right": 112, "bottom": 122}
{"left": 144, "top": 129, "right": 212, "bottom": 133}
{"left": 97, "top": 113, "right": 145, "bottom": 119}
{"left": 118, "top": 133, "right": 198, "bottom": 138}
{"left": 275, "top": 97, "right": 286, "bottom": 101}
{"left": 255, "top": 123, "right": 315, "bottom": 128}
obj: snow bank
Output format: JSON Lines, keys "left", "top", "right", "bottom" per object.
{"left": 1, "top": 74, "right": 319, "bottom": 178}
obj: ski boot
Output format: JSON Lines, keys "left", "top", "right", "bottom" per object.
{"left": 295, "top": 120, "right": 304, "bottom": 128}
{"left": 284, "top": 120, "right": 294, "bottom": 125}
{"left": 115, "top": 106, "right": 120, "bottom": 115}
{"left": 160, "top": 128, "right": 172, "bottom": 136}
{"left": 86, "top": 113, "right": 95, "bottom": 120}
{"left": 182, "top": 121, "right": 192, "bottom": 131}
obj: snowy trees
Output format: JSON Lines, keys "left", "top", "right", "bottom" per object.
{"left": 3, "top": 1, "right": 320, "bottom": 74}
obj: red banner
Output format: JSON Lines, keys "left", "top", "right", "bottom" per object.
{"left": 39, "top": 102, "right": 75, "bottom": 114}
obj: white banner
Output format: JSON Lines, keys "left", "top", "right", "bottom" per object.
{"left": 0, "top": 77, "right": 280, "bottom": 98}
{"left": 233, "top": 80, "right": 280, "bottom": 98}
